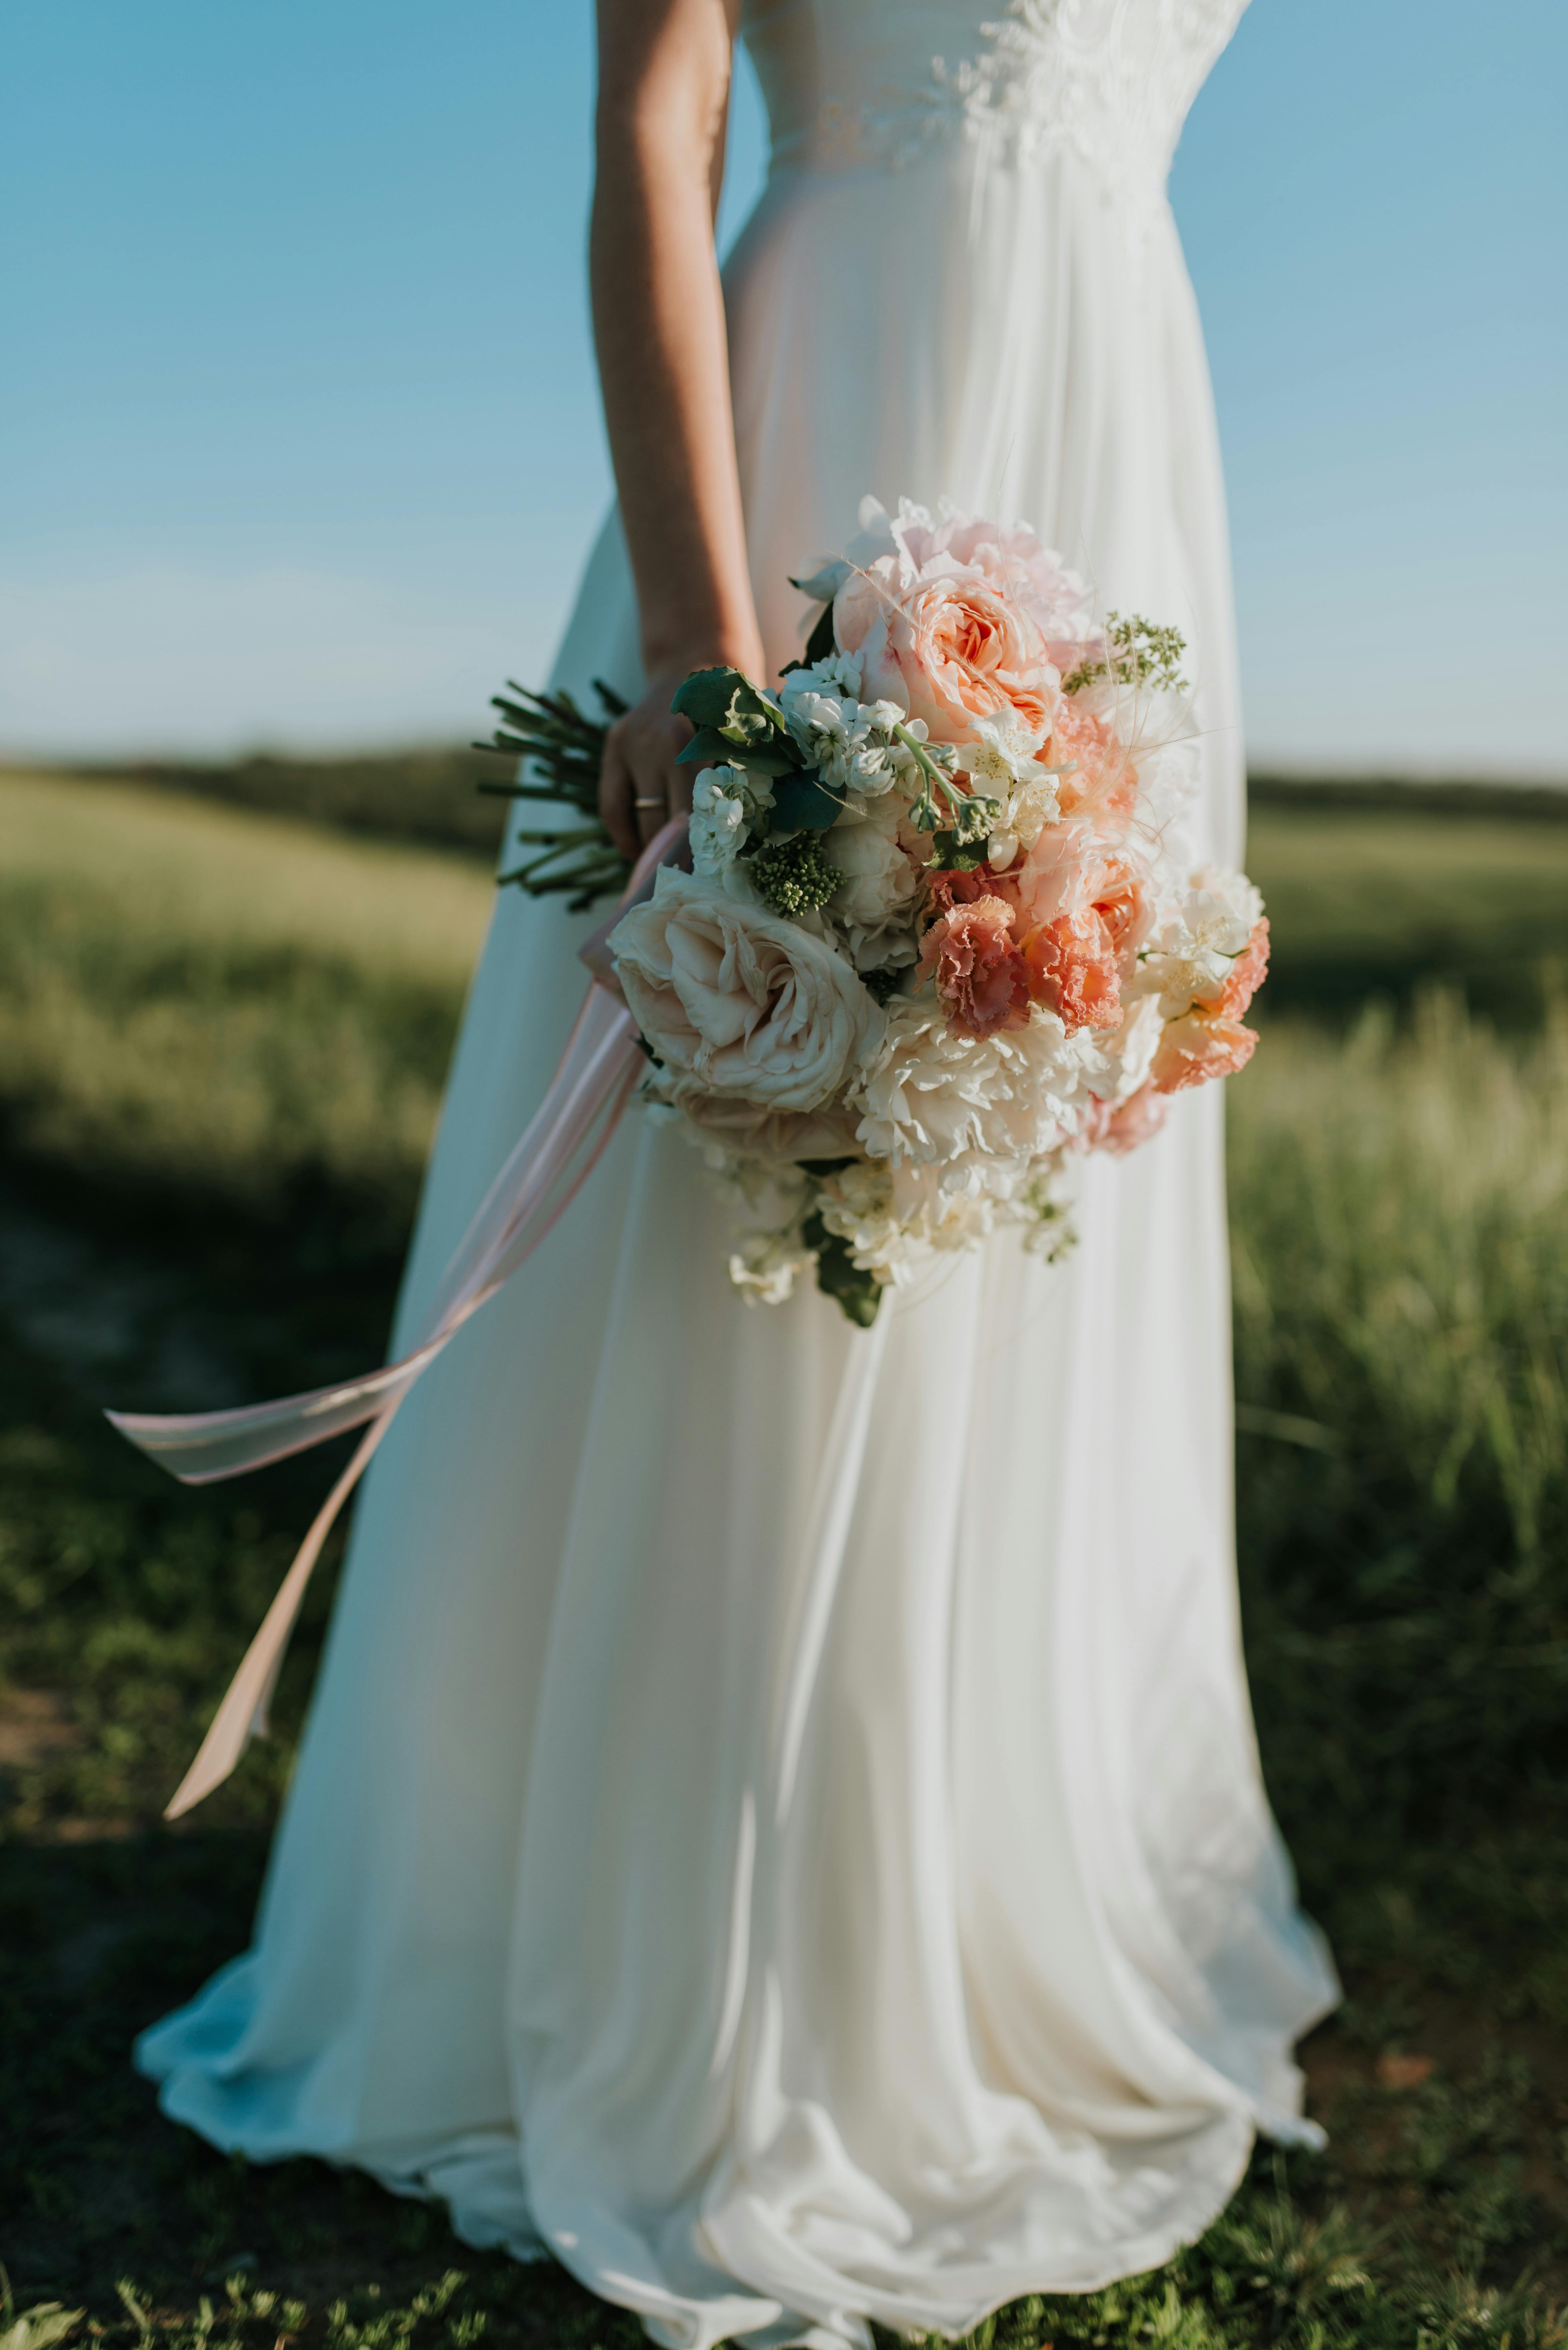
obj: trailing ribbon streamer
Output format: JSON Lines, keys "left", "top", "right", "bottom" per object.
{"left": 108, "top": 816, "right": 688, "bottom": 1820}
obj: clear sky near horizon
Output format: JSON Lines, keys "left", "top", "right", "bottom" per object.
{"left": 3, "top": 0, "right": 1564, "bottom": 773}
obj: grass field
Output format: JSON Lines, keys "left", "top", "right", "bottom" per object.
{"left": 2, "top": 763, "right": 1567, "bottom": 2350}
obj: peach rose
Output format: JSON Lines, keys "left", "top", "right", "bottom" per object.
{"left": 856, "top": 500, "right": 1102, "bottom": 674}
{"left": 917, "top": 895, "right": 1031, "bottom": 1040}
{"left": 1020, "top": 908, "right": 1123, "bottom": 1033}
{"left": 834, "top": 560, "right": 1060, "bottom": 749}
{"left": 1151, "top": 1009, "right": 1258, "bottom": 1095}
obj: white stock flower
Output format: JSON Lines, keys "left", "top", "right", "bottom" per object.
{"left": 610, "top": 865, "right": 881, "bottom": 1115}
{"left": 813, "top": 1149, "right": 1077, "bottom": 1287}
{"left": 689, "top": 767, "right": 748, "bottom": 879}
{"left": 688, "top": 764, "right": 774, "bottom": 883}
{"left": 779, "top": 665, "right": 917, "bottom": 805}
{"left": 851, "top": 1000, "right": 1105, "bottom": 1169}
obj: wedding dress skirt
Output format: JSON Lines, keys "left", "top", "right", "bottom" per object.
{"left": 139, "top": 3, "right": 1337, "bottom": 2342}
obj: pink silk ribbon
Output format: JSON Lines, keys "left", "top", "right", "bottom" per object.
{"left": 109, "top": 817, "right": 687, "bottom": 1819}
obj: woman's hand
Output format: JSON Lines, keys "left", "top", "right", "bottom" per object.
{"left": 599, "top": 645, "right": 764, "bottom": 859}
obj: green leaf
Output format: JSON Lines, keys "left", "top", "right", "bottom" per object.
{"left": 676, "top": 727, "right": 802, "bottom": 776}
{"left": 802, "top": 599, "right": 837, "bottom": 668}
{"left": 769, "top": 771, "right": 843, "bottom": 830}
{"left": 803, "top": 1212, "right": 883, "bottom": 1328}
{"left": 669, "top": 667, "right": 752, "bottom": 728}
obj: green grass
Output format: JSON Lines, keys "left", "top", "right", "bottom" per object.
{"left": 1244, "top": 800, "right": 1568, "bottom": 1022}
{"left": 2, "top": 765, "right": 1568, "bottom": 2348}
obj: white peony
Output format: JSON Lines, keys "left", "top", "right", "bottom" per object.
{"left": 1096, "top": 992, "right": 1166, "bottom": 1103}
{"left": 610, "top": 866, "right": 881, "bottom": 1115}
{"left": 851, "top": 1000, "right": 1106, "bottom": 1169}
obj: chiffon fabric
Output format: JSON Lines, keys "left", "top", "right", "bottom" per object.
{"left": 139, "top": 3, "right": 1338, "bottom": 2342}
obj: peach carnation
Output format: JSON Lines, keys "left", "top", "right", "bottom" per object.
{"left": 1151, "top": 1009, "right": 1258, "bottom": 1094}
{"left": 918, "top": 895, "right": 1031, "bottom": 1040}
{"left": 1021, "top": 908, "right": 1122, "bottom": 1033}
{"left": 1212, "top": 917, "right": 1270, "bottom": 1019}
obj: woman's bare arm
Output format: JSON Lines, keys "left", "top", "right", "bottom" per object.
{"left": 591, "top": 0, "right": 765, "bottom": 856}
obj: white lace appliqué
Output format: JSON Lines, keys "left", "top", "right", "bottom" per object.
{"left": 820, "top": 0, "right": 1247, "bottom": 217}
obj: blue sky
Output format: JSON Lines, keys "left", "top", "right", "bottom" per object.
{"left": 3, "top": 0, "right": 1564, "bottom": 771}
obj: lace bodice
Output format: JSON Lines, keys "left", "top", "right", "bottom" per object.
{"left": 741, "top": 0, "right": 1247, "bottom": 213}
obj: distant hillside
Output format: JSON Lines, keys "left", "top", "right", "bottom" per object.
{"left": 1249, "top": 772, "right": 1568, "bottom": 823}
{"left": 14, "top": 750, "right": 1566, "bottom": 862}
{"left": 52, "top": 746, "right": 511, "bottom": 858}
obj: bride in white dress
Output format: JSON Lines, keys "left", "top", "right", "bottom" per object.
{"left": 139, "top": 1, "right": 1337, "bottom": 2342}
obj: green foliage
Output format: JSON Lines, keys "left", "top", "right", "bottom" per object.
{"left": 800, "top": 1210, "right": 883, "bottom": 1327}
{"left": 749, "top": 833, "right": 845, "bottom": 918}
{"left": 5, "top": 770, "right": 1568, "bottom": 2341}
{"left": 767, "top": 769, "right": 843, "bottom": 830}
{"left": 479, "top": 679, "right": 633, "bottom": 912}
{"left": 1229, "top": 989, "right": 1568, "bottom": 1868}
{"left": 673, "top": 670, "right": 803, "bottom": 775}
{"left": 1060, "top": 610, "right": 1189, "bottom": 697}
{"left": 1243, "top": 805, "right": 1568, "bottom": 1025}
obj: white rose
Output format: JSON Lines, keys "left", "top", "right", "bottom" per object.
{"left": 610, "top": 866, "right": 881, "bottom": 1115}
{"left": 825, "top": 796, "right": 922, "bottom": 971}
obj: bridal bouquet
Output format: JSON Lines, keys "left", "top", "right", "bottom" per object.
{"left": 484, "top": 497, "right": 1269, "bottom": 1326}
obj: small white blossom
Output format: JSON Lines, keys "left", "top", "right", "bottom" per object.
{"left": 728, "top": 1230, "right": 814, "bottom": 1305}
{"left": 688, "top": 764, "right": 774, "bottom": 883}
{"left": 1139, "top": 865, "right": 1264, "bottom": 1013}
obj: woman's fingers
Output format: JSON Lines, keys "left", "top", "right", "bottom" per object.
{"left": 599, "top": 719, "right": 640, "bottom": 861}
{"left": 599, "top": 687, "right": 696, "bottom": 858}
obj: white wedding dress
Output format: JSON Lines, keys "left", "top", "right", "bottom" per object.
{"left": 139, "top": 3, "right": 1337, "bottom": 2343}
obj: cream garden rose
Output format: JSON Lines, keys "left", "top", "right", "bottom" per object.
{"left": 610, "top": 866, "right": 881, "bottom": 1115}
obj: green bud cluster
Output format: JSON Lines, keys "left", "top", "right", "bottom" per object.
{"left": 1063, "top": 610, "right": 1188, "bottom": 697}
{"left": 750, "top": 832, "right": 845, "bottom": 919}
